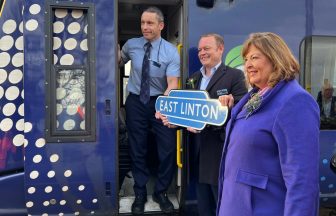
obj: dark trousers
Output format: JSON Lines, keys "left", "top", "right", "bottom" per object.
{"left": 125, "top": 93, "right": 176, "bottom": 196}
{"left": 196, "top": 182, "right": 218, "bottom": 216}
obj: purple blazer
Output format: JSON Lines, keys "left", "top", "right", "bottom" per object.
{"left": 217, "top": 80, "right": 320, "bottom": 216}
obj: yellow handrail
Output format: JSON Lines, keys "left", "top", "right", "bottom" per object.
{"left": 0, "top": 0, "right": 7, "bottom": 17}
{"left": 176, "top": 43, "right": 183, "bottom": 168}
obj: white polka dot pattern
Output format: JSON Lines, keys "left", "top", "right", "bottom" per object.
{"left": 25, "top": 19, "right": 38, "bottom": 31}
{"left": 8, "top": 69, "right": 23, "bottom": 84}
{"left": 55, "top": 9, "right": 67, "bottom": 18}
{"left": 0, "top": 35, "right": 14, "bottom": 51}
{"left": 80, "top": 39, "right": 88, "bottom": 51}
{"left": 29, "top": 4, "right": 41, "bottom": 15}
{"left": 64, "top": 38, "right": 77, "bottom": 50}
{"left": 50, "top": 154, "right": 59, "bottom": 163}
{"left": 47, "top": 170, "right": 55, "bottom": 178}
{"left": 15, "top": 119, "right": 24, "bottom": 131}
{"left": 0, "top": 5, "right": 100, "bottom": 215}
{"left": 33, "top": 155, "right": 42, "bottom": 163}
{"left": 62, "top": 186, "right": 69, "bottom": 192}
{"left": 28, "top": 187, "right": 36, "bottom": 194}
{"left": 43, "top": 201, "right": 49, "bottom": 207}
{"left": 2, "top": 20, "right": 17, "bottom": 34}
{"left": 35, "top": 138, "right": 46, "bottom": 148}
{"left": 5, "top": 86, "right": 20, "bottom": 100}
{"left": 29, "top": 171, "right": 39, "bottom": 179}
{"left": 0, "top": 69, "right": 7, "bottom": 84}
{"left": 3, "top": 103, "right": 16, "bottom": 116}
{"left": 12, "top": 134, "right": 24, "bottom": 146}
{"left": 26, "top": 201, "right": 34, "bottom": 208}
{"left": 0, "top": 118, "right": 13, "bottom": 131}
{"left": 67, "top": 22, "right": 81, "bottom": 34}
{"left": 53, "top": 21, "right": 65, "bottom": 34}
{"left": 60, "top": 54, "right": 74, "bottom": 65}
{"left": 44, "top": 186, "right": 53, "bottom": 193}
{"left": 0, "top": 52, "right": 11, "bottom": 67}
{"left": 78, "top": 185, "right": 85, "bottom": 191}
{"left": 64, "top": 170, "right": 72, "bottom": 177}
{"left": 24, "top": 122, "right": 33, "bottom": 133}
{"left": 19, "top": 22, "right": 23, "bottom": 33}
{"left": 72, "top": 10, "right": 83, "bottom": 18}
{"left": 18, "top": 103, "right": 24, "bottom": 116}
{"left": 53, "top": 37, "right": 62, "bottom": 50}
{"left": 12, "top": 52, "right": 24, "bottom": 67}
{"left": 15, "top": 36, "right": 23, "bottom": 50}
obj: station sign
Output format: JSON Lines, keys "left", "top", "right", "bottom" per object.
{"left": 155, "top": 90, "right": 228, "bottom": 130}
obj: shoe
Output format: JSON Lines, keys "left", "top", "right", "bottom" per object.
{"left": 131, "top": 194, "right": 147, "bottom": 215}
{"left": 152, "top": 192, "right": 174, "bottom": 213}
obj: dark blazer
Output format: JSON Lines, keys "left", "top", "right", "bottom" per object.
{"left": 188, "top": 63, "right": 247, "bottom": 185}
{"left": 316, "top": 91, "right": 336, "bottom": 117}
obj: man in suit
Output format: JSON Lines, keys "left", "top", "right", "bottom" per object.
{"left": 186, "top": 33, "right": 247, "bottom": 216}
{"left": 317, "top": 82, "right": 336, "bottom": 129}
{"left": 317, "top": 82, "right": 336, "bottom": 118}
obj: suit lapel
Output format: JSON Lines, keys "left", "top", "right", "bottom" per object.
{"left": 194, "top": 72, "right": 202, "bottom": 90}
{"left": 206, "top": 64, "right": 226, "bottom": 92}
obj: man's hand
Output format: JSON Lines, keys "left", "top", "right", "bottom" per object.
{"left": 155, "top": 111, "right": 177, "bottom": 128}
{"left": 187, "top": 127, "right": 201, "bottom": 133}
{"left": 218, "top": 94, "right": 234, "bottom": 108}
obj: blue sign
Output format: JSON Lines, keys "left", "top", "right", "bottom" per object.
{"left": 155, "top": 90, "right": 228, "bottom": 130}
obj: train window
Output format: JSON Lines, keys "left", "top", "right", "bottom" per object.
{"left": 301, "top": 36, "right": 336, "bottom": 130}
{"left": 45, "top": 2, "right": 96, "bottom": 142}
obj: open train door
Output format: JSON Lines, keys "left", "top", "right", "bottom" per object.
{"left": 117, "top": 0, "right": 195, "bottom": 215}
{"left": 23, "top": 0, "right": 119, "bottom": 215}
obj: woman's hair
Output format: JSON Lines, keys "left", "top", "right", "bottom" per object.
{"left": 241, "top": 32, "right": 299, "bottom": 88}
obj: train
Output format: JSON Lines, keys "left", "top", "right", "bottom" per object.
{"left": 0, "top": 0, "right": 336, "bottom": 215}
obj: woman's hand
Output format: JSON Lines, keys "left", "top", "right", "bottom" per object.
{"left": 218, "top": 94, "right": 234, "bottom": 108}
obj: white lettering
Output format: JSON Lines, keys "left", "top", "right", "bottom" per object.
{"left": 210, "top": 105, "right": 218, "bottom": 120}
{"left": 201, "top": 105, "right": 209, "bottom": 118}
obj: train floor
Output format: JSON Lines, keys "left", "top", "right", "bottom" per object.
{"left": 119, "top": 171, "right": 179, "bottom": 214}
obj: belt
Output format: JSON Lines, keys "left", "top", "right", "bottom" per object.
{"left": 129, "top": 92, "right": 161, "bottom": 98}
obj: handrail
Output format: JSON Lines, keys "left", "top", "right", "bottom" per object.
{"left": 176, "top": 43, "right": 183, "bottom": 168}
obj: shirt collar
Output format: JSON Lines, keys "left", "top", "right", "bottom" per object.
{"left": 143, "top": 37, "right": 161, "bottom": 49}
{"left": 200, "top": 61, "right": 222, "bottom": 78}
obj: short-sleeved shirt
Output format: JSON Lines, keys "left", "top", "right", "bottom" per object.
{"left": 121, "top": 37, "right": 180, "bottom": 96}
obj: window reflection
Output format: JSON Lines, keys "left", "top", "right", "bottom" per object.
{"left": 56, "top": 69, "right": 86, "bottom": 131}
{"left": 303, "top": 37, "right": 336, "bottom": 129}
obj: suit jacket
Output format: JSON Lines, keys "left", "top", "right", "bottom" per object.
{"left": 217, "top": 80, "right": 320, "bottom": 216}
{"left": 316, "top": 91, "right": 336, "bottom": 117}
{"left": 188, "top": 63, "right": 247, "bottom": 186}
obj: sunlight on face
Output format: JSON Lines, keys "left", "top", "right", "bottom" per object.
{"left": 141, "top": 12, "right": 164, "bottom": 42}
{"left": 244, "top": 45, "right": 273, "bottom": 89}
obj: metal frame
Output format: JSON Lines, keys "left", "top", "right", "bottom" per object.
{"left": 45, "top": 0, "right": 96, "bottom": 143}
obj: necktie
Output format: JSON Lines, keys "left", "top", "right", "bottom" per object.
{"left": 140, "top": 42, "right": 151, "bottom": 104}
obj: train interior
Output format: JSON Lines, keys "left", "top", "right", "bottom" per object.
{"left": 117, "top": 0, "right": 184, "bottom": 214}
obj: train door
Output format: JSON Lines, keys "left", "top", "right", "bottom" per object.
{"left": 300, "top": 36, "right": 336, "bottom": 213}
{"left": 117, "top": 0, "right": 189, "bottom": 214}
{"left": 23, "top": 0, "right": 118, "bottom": 215}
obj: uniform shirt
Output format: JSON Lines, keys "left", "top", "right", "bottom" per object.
{"left": 121, "top": 37, "right": 180, "bottom": 96}
{"left": 199, "top": 61, "right": 221, "bottom": 90}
